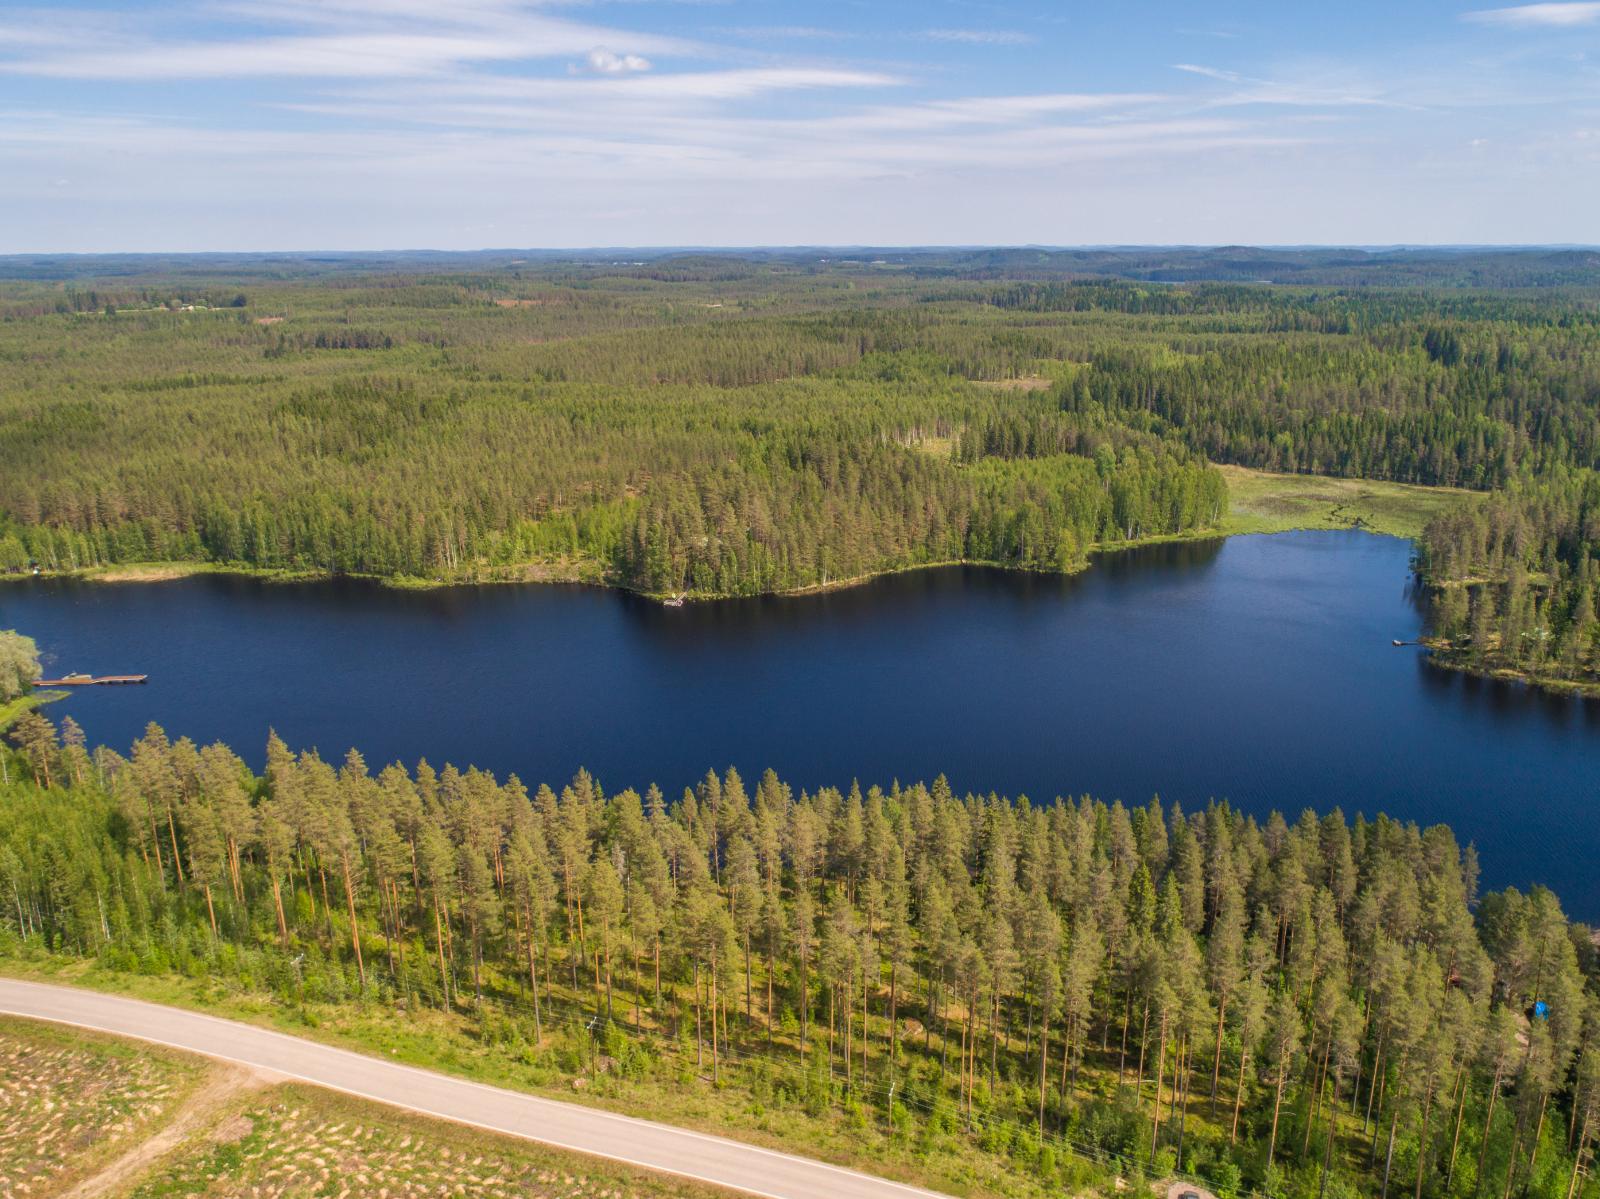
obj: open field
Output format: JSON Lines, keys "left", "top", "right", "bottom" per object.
{"left": 1216, "top": 465, "right": 1475, "bottom": 541}
{"left": 128, "top": 1082, "right": 743, "bottom": 1199}
{"left": 0, "top": 1016, "right": 201, "bottom": 1196}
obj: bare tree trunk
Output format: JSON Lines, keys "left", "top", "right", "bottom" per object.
{"left": 1446, "top": 1059, "right": 1472, "bottom": 1192}
{"left": 1210, "top": 995, "right": 1229, "bottom": 1115}
{"left": 1150, "top": 1013, "right": 1168, "bottom": 1162}
{"left": 1319, "top": 1072, "right": 1340, "bottom": 1199}
{"left": 1038, "top": 1006, "right": 1050, "bottom": 1138}
{"left": 1232, "top": 1048, "right": 1249, "bottom": 1144}
{"left": 1476, "top": 1067, "right": 1504, "bottom": 1198}
{"left": 526, "top": 933, "right": 543, "bottom": 1044}
{"left": 1381, "top": 1106, "right": 1400, "bottom": 1199}
{"left": 1268, "top": 1056, "right": 1289, "bottom": 1168}
{"left": 1415, "top": 1072, "right": 1438, "bottom": 1199}
{"left": 432, "top": 895, "right": 452, "bottom": 1008}
{"left": 271, "top": 875, "right": 289, "bottom": 945}
{"left": 167, "top": 808, "right": 185, "bottom": 885}
{"left": 1566, "top": 1117, "right": 1589, "bottom": 1199}
{"left": 888, "top": 961, "right": 897, "bottom": 1064}
{"left": 341, "top": 853, "right": 365, "bottom": 991}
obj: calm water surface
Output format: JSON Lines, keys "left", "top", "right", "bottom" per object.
{"left": 5, "top": 532, "right": 1598, "bottom": 912}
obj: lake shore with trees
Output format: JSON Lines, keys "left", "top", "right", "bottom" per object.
{"left": 3, "top": 706, "right": 1599, "bottom": 1199}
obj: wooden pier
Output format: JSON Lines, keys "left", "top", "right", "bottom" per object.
{"left": 35, "top": 673, "right": 148, "bottom": 686}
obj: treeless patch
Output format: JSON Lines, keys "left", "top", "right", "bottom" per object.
{"left": 973, "top": 375, "right": 1053, "bottom": 391}
{"left": 62, "top": 1064, "right": 270, "bottom": 1198}
{"left": 212, "top": 1114, "right": 255, "bottom": 1144}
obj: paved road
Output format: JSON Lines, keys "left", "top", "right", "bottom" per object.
{"left": 0, "top": 978, "right": 949, "bottom": 1199}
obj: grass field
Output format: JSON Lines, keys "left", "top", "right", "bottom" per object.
{"left": 1217, "top": 465, "right": 1474, "bottom": 541}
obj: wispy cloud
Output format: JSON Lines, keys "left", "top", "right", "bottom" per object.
{"left": 579, "top": 48, "right": 652, "bottom": 75}
{"left": 920, "top": 29, "right": 1036, "bottom": 46}
{"left": 1174, "top": 63, "right": 1402, "bottom": 108}
{"left": 1464, "top": 2, "right": 1600, "bottom": 25}
{"left": 0, "top": 4, "right": 693, "bottom": 79}
{"left": 710, "top": 26, "right": 853, "bottom": 41}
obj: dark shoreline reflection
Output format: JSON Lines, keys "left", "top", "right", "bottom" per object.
{"left": 5, "top": 531, "right": 1599, "bottom": 915}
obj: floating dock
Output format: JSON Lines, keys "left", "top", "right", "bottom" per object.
{"left": 35, "top": 673, "right": 148, "bottom": 686}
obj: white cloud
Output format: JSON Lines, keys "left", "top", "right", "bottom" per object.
{"left": 583, "top": 48, "right": 652, "bottom": 75}
{"left": 920, "top": 29, "right": 1036, "bottom": 46}
{"left": 1, "top": 6, "right": 693, "bottom": 80}
{"left": 711, "top": 26, "right": 852, "bottom": 41}
{"left": 1464, "top": 2, "right": 1600, "bottom": 26}
{"left": 1174, "top": 63, "right": 1401, "bottom": 109}
{"left": 406, "top": 67, "right": 902, "bottom": 105}
{"left": 817, "top": 93, "right": 1167, "bottom": 134}
{"left": 1174, "top": 64, "right": 1247, "bottom": 83}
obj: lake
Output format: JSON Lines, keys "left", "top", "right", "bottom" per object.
{"left": 5, "top": 531, "right": 1599, "bottom": 914}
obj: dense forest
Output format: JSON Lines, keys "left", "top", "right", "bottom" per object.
{"left": 2, "top": 256, "right": 1599, "bottom": 682}
{"left": 1415, "top": 470, "right": 1600, "bottom": 689}
{"left": 4, "top": 705, "right": 1600, "bottom": 1199}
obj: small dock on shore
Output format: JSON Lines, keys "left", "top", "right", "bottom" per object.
{"left": 35, "top": 673, "right": 148, "bottom": 686}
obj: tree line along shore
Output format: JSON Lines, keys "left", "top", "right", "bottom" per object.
{"left": 2, "top": 710, "right": 1599, "bottom": 1199}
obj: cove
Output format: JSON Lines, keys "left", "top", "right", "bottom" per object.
{"left": 5, "top": 530, "right": 1599, "bottom": 914}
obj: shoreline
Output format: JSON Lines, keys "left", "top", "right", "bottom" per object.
{"left": 0, "top": 464, "right": 1461, "bottom": 602}
{"left": 1418, "top": 641, "right": 1600, "bottom": 699}
{"left": 4, "top": 522, "right": 1361, "bottom": 604}
{"left": 0, "top": 689, "right": 67, "bottom": 733}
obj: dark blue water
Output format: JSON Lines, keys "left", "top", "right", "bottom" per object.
{"left": 5, "top": 531, "right": 1598, "bottom": 912}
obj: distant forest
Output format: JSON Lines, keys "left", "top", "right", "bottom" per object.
{"left": 1, "top": 251, "right": 1598, "bottom": 686}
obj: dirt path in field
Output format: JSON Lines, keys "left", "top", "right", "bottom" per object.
{"left": 61, "top": 1062, "right": 272, "bottom": 1198}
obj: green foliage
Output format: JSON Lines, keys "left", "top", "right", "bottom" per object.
{"left": 5, "top": 716, "right": 1600, "bottom": 1199}
{"left": 0, "top": 630, "right": 40, "bottom": 703}
{"left": 1418, "top": 467, "right": 1600, "bottom": 687}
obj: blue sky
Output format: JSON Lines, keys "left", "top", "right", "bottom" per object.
{"left": 2, "top": 0, "right": 1598, "bottom": 251}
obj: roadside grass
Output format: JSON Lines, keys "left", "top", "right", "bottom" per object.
{"left": 0, "top": 953, "right": 1130, "bottom": 1199}
{"left": 0, "top": 1015, "right": 201, "bottom": 1196}
{"left": 1217, "top": 465, "right": 1475, "bottom": 541}
{"left": 129, "top": 1081, "right": 740, "bottom": 1199}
